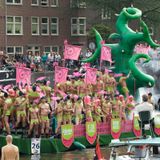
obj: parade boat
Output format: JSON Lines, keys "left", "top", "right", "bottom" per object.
{"left": 109, "top": 137, "right": 160, "bottom": 160}
{"left": 0, "top": 119, "right": 159, "bottom": 155}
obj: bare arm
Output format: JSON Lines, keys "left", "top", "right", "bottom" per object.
{"left": 1, "top": 147, "right": 4, "bottom": 160}
{"left": 127, "top": 71, "right": 131, "bottom": 78}
{"left": 16, "top": 148, "right": 19, "bottom": 160}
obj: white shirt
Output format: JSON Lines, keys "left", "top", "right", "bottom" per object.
{"left": 86, "top": 51, "right": 92, "bottom": 58}
{"left": 134, "top": 102, "right": 154, "bottom": 119}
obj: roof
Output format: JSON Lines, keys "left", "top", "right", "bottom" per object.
{"left": 109, "top": 137, "right": 160, "bottom": 147}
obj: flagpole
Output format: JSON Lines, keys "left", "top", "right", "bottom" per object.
{"left": 100, "top": 60, "right": 102, "bottom": 71}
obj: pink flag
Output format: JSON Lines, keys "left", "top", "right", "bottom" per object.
{"left": 114, "top": 73, "right": 123, "bottom": 78}
{"left": 64, "top": 42, "right": 81, "bottom": 60}
{"left": 16, "top": 67, "right": 31, "bottom": 86}
{"left": 105, "top": 68, "right": 112, "bottom": 74}
{"left": 85, "top": 67, "right": 97, "bottom": 84}
{"left": 82, "top": 63, "right": 90, "bottom": 69}
{"left": 3, "top": 84, "right": 12, "bottom": 91}
{"left": 101, "top": 45, "right": 112, "bottom": 63}
{"left": 55, "top": 66, "right": 68, "bottom": 83}
{"left": 36, "top": 76, "right": 46, "bottom": 81}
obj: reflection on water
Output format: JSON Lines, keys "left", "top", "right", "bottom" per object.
{"left": 21, "top": 148, "right": 110, "bottom": 160}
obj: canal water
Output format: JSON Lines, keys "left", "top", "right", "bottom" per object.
{"left": 20, "top": 147, "right": 111, "bottom": 160}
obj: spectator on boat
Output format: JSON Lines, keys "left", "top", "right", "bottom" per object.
{"left": 156, "top": 98, "right": 160, "bottom": 111}
{"left": 85, "top": 49, "right": 92, "bottom": 58}
{"left": 148, "top": 92, "right": 155, "bottom": 107}
{"left": 1, "top": 135, "right": 19, "bottom": 160}
{"left": 134, "top": 94, "right": 154, "bottom": 136}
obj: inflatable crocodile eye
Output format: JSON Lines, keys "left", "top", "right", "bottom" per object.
{"left": 123, "top": 7, "right": 142, "bottom": 19}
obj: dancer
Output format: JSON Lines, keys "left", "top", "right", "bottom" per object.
{"left": 3, "top": 92, "right": 14, "bottom": 135}
{"left": 63, "top": 96, "right": 73, "bottom": 124}
{"left": 55, "top": 99, "right": 63, "bottom": 134}
{"left": 14, "top": 91, "right": 27, "bottom": 129}
{"left": 39, "top": 97, "right": 51, "bottom": 136}
{"left": 74, "top": 97, "right": 83, "bottom": 125}
{"left": 119, "top": 72, "right": 131, "bottom": 98}
{"left": 28, "top": 102, "right": 40, "bottom": 137}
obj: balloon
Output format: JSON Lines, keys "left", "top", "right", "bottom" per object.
{"left": 82, "top": 7, "right": 160, "bottom": 93}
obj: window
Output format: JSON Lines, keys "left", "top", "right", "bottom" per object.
{"left": 31, "top": 17, "right": 39, "bottom": 35}
{"left": 52, "top": 46, "right": 59, "bottom": 53}
{"left": 51, "top": 0, "right": 58, "bottom": 7}
{"left": 51, "top": 17, "right": 59, "bottom": 35}
{"left": 44, "top": 46, "right": 59, "bottom": 54}
{"left": 27, "top": 46, "right": 40, "bottom": 55}
{"left": 41, "top": 0, "right": 48, "bottom": 6}
{"left": 31, "top": 0, "right": 39, "bottom": 6}
{"left": 6, "top": 0, "right": 22, "bottom": 5}
{"left": 44, "top": 46, "right": 51, "bottom": 54}
{"left": 7, "top": 46, "right": 23, "bottom": 54}
{"left": 101, "top": 9, "right": 111, "bottom": 20}
{"left": 6, "top": 16, "right": 23, "bottom": 35}
{"left": 71, "top": 17, "right": 86, "bottom": 36}
{"left": 41, "top": 17, "right": 49, "bottom": 35}
{"left": 70, "top": 0, "right": 86, "bottom": 8}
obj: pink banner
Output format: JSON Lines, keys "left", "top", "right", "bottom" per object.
{"left": 55, "top": 66, "right": 68, "bottom": 83}
{"left": 85, "top": 67, "right": 97, "bottom": 84}
{"left": 101, "top": 45, "right": 112, "bottom": 63}
{"left": 74, "top": 121, "right": 133, "bottom": 138}
{"left": 135, "top": 44, "right": 150, "bottom": 54}
{"left": 16, "top": 67, "right": 31, "bottom": 86}
{"left": 64, "top": 42, "right": 81, "bottom": 60}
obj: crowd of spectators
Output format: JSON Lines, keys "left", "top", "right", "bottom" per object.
{"left": 0, "top": 48, "right": 97, "bottom": 72}
{"left": 0, "top": 51, "right": 62, "bottom": 72}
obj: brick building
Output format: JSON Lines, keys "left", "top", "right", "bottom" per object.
{"left": 0, "top": 0, "right": 111, "bottom": 56}
{"left": 0, "top": 0, "right": 157, "bottom": 57}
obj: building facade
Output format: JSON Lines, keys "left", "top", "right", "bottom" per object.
{"left": 0, "top": 0, "right": 107, "bottom": 56}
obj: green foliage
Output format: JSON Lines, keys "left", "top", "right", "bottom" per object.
{"left": 88, "top": 24, "right": 111, "bottom": 42}
{"left": 87, "top": 0, "right": 160, "bottom": 23}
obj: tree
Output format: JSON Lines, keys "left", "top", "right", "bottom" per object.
{"left": 86, "top": 0, "right": 160, "bottom": 23}
{"left": 88, "top": 24, "right": 111, "bottom": 42}
{"left": 86, "top": 0, "right": 160, "bottom": 39}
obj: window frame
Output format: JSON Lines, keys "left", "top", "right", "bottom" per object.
{"left": 70, "top": 0, "right": 86, "bottom": 8}
{"left": 6, "top": 0, "right": 22, "bottom": 5}
{"left": 50, "top": 0, "right": 58, "bottom": 7}
{"left": 71, "top": 17, "right": 86, "bottom": 36}
{"left": 7, "top": 46, "right": 23, "bottom": 55}
{"left": 101, "top": 8, "right": 111, "bottom": 20}
{"left": 6, "top": 16, "right": 23, "bottom": 35}
{"left": 44, "top": 45, "right": 59, "bottom": 54}
{"left": 40, "top": 0, "right": 49, "bottom": 7}
{"left": 31, "top": 0, "right": 39, "bottom": 6}
{"left": 51, "top": 17, "right": 59, "bottom": 36}
{"left": 27, "top": 46, "right": 40, "bottom": 55}
{"left": 41, "top": 17, "right": 49, "bottom": 35}
{"left": 31, "top": 17, "right": 40, "bottom": 35}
